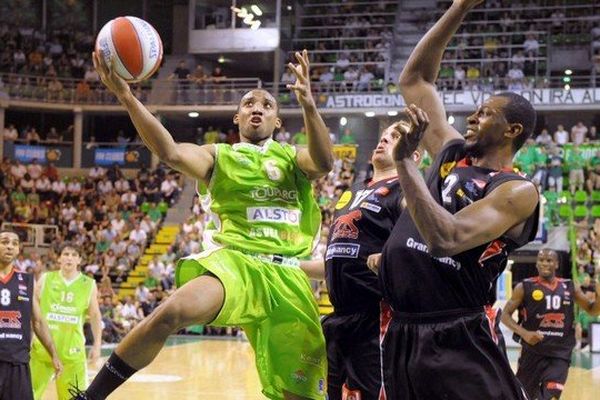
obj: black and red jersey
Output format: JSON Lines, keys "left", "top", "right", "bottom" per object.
{"left": 380, "top": 139, "right": 539, "bottom": 313}
{"left": 0, "top": 268, "right": 33, "bottom": 364}
{"left": 326, "top": 176, "right": 402, "bottom": 313}
{"left": 518, "top": 277, "right": 576, "bottom": 360}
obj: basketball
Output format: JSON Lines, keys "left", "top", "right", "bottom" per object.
{"left": 95, "top": 16, "right": 163, "bottom": 83}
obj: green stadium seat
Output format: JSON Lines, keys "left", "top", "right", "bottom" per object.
{"left": 543, "top": 191, "right": 558, "bottom": 204}
{"left": 574, "top": 205, "right": 588, "bottom": 219}
{"left": 591, "top": 205, "right": 600, "bottom": 219}
{"left": 574, "top": 190, "right": 588, "bottom": 204}
{"left": 593, "top": 191, "right": 600, "bottom": 203}
{"left": 558, "top": 204, "right": 573, "bottom": 220}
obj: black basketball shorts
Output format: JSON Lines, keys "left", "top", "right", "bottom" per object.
{"left": 0, "top": 361, "right": 33, "bottom": 400}
{"left": 516, "top": 349, "right": 570, "bottom": 400}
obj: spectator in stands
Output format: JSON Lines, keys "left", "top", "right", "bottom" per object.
{"left": 143, "top": 176, "right": 160, "bottom": 203}
{"left": 203, "top": 126, "right": 220, "bottom": 144}
{"left": 343, "top": 67, "right": 359, "bottom": 92}
{"left": 589, "top": 126, "right": 597, "bottom": 142}
{"left": 571, "top": 121, "right": 588, "bottom": 145}
{"left": 535, "top": 128, "right": 553, "bottom": 146}
{"left": 568, "top": 146, "right": 586, "bottom": 193}
{"left": 531, "top": 147, "right": 548, "bottom": 191}
{"left": 27, "top": 158, "right": 43, "bottom": 180}
{"left": 89, "top": 165, "right": 106, "bottom": 181}
{"left": 117, "top": 296, "right": 142, "bottom": 330}
{"left": 454, "top": 65, "right": 466, "bottom": 90}
{"left": 586, "top": 150, "right": 600, "bottom": 193}
{"left": 291, "top": 126, "right": 308, "bottom": 145}
{"left": 169, "top": 60, "right": 191, "bottom": 95}
{"left": 188, "top": 64, "right": 207, "bottom": 87}
{"left": 339, "top": 128, "right": 357, "bottom": 145}
{"left": 97, "top": 176, "right": 114, "bottom": 195}
{"left": 135, "top": 281, "right": 150, "bottom": 304}
{"left": 3, "top": 124, "right": 18, "bottom": 141}
{"left": 25, "top": 127, "right": 41, "bottom": 144}
{"left": 274, "top": 126, "right": 291, "bottom": 144}
{"left": 554, "top": 124, "right": 569, "bottom": 145}
{"left": 160, "top": 174, "right": 180, "bottom": 205}
{"left": 46, "top": 127, "right": 61, "bottom": 143}
{"left": 507, "top": 63, "right": 525, "bottom": 90}
{"left": 10, "top": 160, "right": 27, "bottom": 181}
{"left": 129, "top": 222, "right": 147, "bottom": 245}
{"left": 140, "top": 292, "right": 159, "bottom": 317}
{"left": 47, "top": 77, "right": 64, "bottom": 101}
{"left": 210, "top": 66, "right": 226, "bottom": 84}
{"left": 523, "top": 34, "right": 540, "bottom": 56}
{"left": 357, "top": 67, "right": 374, "bottom": 91}
{"left": 281, "top": 67, "right": 295, "bottom": 86}
{"left": 319, "top": 67, "right": 334, "bottom": 92}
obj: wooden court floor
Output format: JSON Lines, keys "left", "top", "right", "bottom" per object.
{"left": 41, "top": 336, "right": 600, "bottom": 400}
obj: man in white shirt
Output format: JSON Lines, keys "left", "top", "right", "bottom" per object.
{"left": 26, "top": 159, "right": 43, "bottom": 179}
{"left": 571, "top": 121, "right": 588, "bottom": 145}
{"left": 160, "top": 175, "right": 180, "bottom": 205}
{"left": 139, "top": 216, "right": 156, "bottom": 235}
{"left": 357, "top": 68, "right": 375, "bottom": 91}
{"left": 554, "top": 124, "right": 569, "bottom": 145}
{"left": 129, "top": 223, "right": 147, "bottom": 245}
{"left": 3, "top": 124, "right": 18, "bottom": 141}
{"left": 523, "top": 34, "right": 540, "bottom": 55}
{"left": 114, "top": 177, "right": 130, "bottom": 193}
{"left": 111, "top": 215, "right": 126, "bottom": 234}
{"left": 121, "top": 191, "right": 137, "bottom": 207}
{"left": 10, "top": 160, "right": 27, "bottom": 180}
{"left": 97, "top": 177, "right": 114, "bottom": 195}
{"left": 535, "top": 128, "right": 553, "bottom": 146}
{"left": 89, "top": 166, "right": 106, "bottom": 180}
{"left": 51, "top": 177, "right": 66, "bottom": 202}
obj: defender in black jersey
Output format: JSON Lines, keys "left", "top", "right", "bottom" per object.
{"left": 301, "top": 123, "right": 420, "bottom": 399}
{"left": 378, "top": 1, "right": 541, "bottom": 399}
{"left": 0, "top": 230, "right": 61, "bottom": 400}
{"left": 502, "top": 249, "right": 600, "bottom": 400}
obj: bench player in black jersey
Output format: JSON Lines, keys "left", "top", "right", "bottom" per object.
{"left": 377, "top": 0, "right": 540, "bottom": 398}
{"left": 0, "top": 229, "right": 62, "bottom": 400}
{"left": 502, "top": 249, "right": 600, "bottom": 400}
{"left": 301, "top": 122, "right": 421, "bottom": 400}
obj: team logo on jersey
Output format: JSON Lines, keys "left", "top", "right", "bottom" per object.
{"left": 539, "top": 313, "right": 565, "bottom": 329}
{"left": 350, "top": 189, "right": 374, "bottom": 209}
{"left": 335, "top": 191, "right": 352, "bottom": 210}
{"left": 0, "top": 310, "right": 22, "bottom": 329}
{"left": 291, "top": 370, "right": 308, "bottom": 384}
{"left": 325, "top": 243, "right": 360, "bottom": 261}
{"left": 375, "top": 186, "right": 390, "bottom": 196}
{"left": 532, "top": 289, "right": 544, "bottom": 301}
{"left": 360, "top": 202, "right": 381, "bottom": 213}
{"left": 247, "top": 207, "right": 300, "bottom": 226}
{"left": 440, "top": 161, "right": 456, "bottom": 178}
{"left": 331, "top": 210, "right": 362, "bottom": 240}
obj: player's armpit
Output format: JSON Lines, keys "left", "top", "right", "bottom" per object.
{"left": 296, "top": 147, "right": 331, "bottom": 180}
{"left": 431, "top": 180, "right": 538, "bottom": 257}
{"left": 165, "top": 143, "right": 215, "bottom": 184}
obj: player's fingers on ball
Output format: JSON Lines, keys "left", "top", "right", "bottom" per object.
{"left": 405, "top": 107, "right": 418, "bottom": 128}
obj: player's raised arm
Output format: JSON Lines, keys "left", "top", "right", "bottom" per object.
{"left": 501, "top": 283, "right": 544, "bottom": 346}
{"left": 92, "top": 51, "right": 215, "bottom": 184}
{"left": 398, "top": 0, "right": 482, "bottom": 159}
{"left": 574, "top": 279, "right": 600, "bottom": 316}
{"left": 288, "top": 50, "right": 334, "bottom": 179}
{"left": 393, "top": 104, "right": 538, "bottom": 257}
{"left": 31, "top": 279, "right": 63, "bottom": 377}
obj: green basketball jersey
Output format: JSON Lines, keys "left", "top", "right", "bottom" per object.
{"left": 202, "top": 139, "right": 321, "bottom": 258}
{"left": 31, "top": 271, "right": 94, "bottom": 363}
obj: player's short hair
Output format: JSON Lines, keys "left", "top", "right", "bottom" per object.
{"left": 237, "top": 88, "right": 279, "bottom": 113}
{"left": 0, "top": 228, "right": 22, "bottom": 242}
{"left": 58, "top": 241, "right": 82, "bottom": 257}
{"left": 495, "top": 92, "right": 537, "bottom": 153}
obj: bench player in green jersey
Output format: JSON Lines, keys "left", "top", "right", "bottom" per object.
{"left": 72, "top": 49, "right": 333, "bottom": 400}
{"left": 31, "top": 242, "right": 102, "bottom": 400}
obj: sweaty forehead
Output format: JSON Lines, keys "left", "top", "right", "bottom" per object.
{"left": 538, "top": 249, "right": 558, "bottom": 260}
{"left": 482, "top": 96, "right": 509, "bottom": 112}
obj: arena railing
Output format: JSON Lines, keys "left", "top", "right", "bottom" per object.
{"left": 297, "top": 24, "right": 395, "bottom": 31}
{"left": 434, "top": 1, "right": 598, "bottom": 15}
{"left": 301, "top": 1, "right": 398, "bottom": 8}
{"left": 300, "top": 12, "right": 397, "bottom": 20}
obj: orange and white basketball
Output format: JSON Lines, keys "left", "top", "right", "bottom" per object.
{"left": 95, "top": 16, "right": 163, "bottom": 82}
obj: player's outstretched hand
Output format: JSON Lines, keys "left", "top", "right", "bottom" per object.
{"left": 52, "top": 355, "right": 63, "bottom": 378}
{"left": 287, "top": 49, "right": 315, "bottom": 108}
{"left": 367, "top": 253, "right": 382, "bottom": 275}
{"left": 393, "top": 104, "right": 429, "bottom": 162}
{"left": 92, "top": 50, "right": 131, "bottom": 101}
{"left": 522, "top": 330, "right": 544, "bottom": 346}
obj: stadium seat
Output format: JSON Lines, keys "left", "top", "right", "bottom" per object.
{"left": 591, "top": 205, "right": 600, "bottom": 219}
{"left": 558, "top": 191, "right": 572, "bottom": 204}
{"left": 574, "top": 190, "right": 588, "bottom": 204}
{"left": 574, "top": 205, "right": 588, "bottom": 219}
{"left": 559, "top": 204, "right": 573, "bottom": 220}
{"left": 591, "top": 191, "right": 600, "bottom": 203}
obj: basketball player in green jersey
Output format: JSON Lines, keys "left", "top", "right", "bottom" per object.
{"left": 74, "top": 49, "right": 333, "bottom": 400}
{"left": 31, "top": 242, "right": 102, "bottom": 400}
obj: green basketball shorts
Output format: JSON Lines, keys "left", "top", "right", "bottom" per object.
{"left": 177, "top": 247, "right": 327, "bottom": 400}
